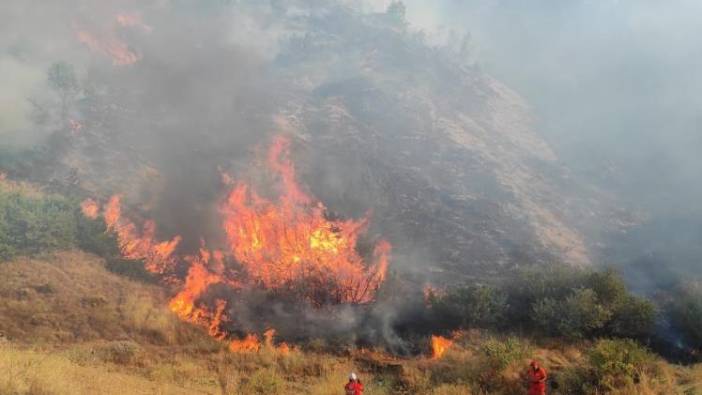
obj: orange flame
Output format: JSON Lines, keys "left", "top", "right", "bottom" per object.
{"left": 431, "top": 335, "right": 453, "bottom": 359}
{"left": 229, "top": 334, "right": 261, "bottom": 353}
{"left": 89, "top": 134, "right": 391, "bottom": 350}
{"left": 221, "top": 135, "right": 390, "bottom": 305}
{"left": 76, "top": 30, "right": 141, "bottom": 66}
{"left": 103, "top": 195, "right": 181, "bottom": 274}
{"left": 80, "top": 198, "right": 100, "bottom": 220}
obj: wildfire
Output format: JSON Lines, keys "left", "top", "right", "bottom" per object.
{"left": 115, "top": 12, "right": 153, "bottom": 32}
{"left": 80, "top": 198, "right": 99, "bottom": 220}
{"left": 75, "top": 30, "right": 141, "bottom": 66}
{"left": 169, "top": 250, "right": 228, "bottom": 334}
{"left": 229, "top": 334, "right": 261, "bottom": 353}
{"left": 431, "top": 335, "right": 453, "bottom": 359}
{"left": 103, "top": 195, "right": 181, "bottom": 275}
{"left": 221, "top": 135, "right": 390, "bottom": 305}
{"left": 88, "top": 134, "right": 391, "bottom": 351}
{"left": 228, "top": 329, "right": 290, "bottom": 354}
{"left": 74, "top": 11, "right": 150, "bottom": 66}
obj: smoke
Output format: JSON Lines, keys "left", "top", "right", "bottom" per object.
{"left": 372, "top": 0, "right": 702, "bottom": 283}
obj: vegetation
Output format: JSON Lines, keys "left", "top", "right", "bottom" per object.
{"left": 431, "top": 266, "right": 657, "bottom": 341}
{"left": 669, "top": 281, "right": 702, "bottom": 351}
{"left": 0, "top": 181, "right": 77, "bottom": 260}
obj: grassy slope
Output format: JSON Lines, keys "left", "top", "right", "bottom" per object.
{"left": 0, "top": 251, "right": 699, "bottom": 395}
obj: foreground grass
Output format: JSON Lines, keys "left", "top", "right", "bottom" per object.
{"left": 2, "top": 335, "right": 699, "bottom": 395}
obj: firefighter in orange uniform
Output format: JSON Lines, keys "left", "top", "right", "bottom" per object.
{"left": 527, "top": 360, "right": 547, "bottom": 395}
{"left": 345, "top": 372, "right": 364, "bottom": 395}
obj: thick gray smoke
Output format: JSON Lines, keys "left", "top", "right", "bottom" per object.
{"left": 382, "top": 0, "right": 702, "bottom": 284}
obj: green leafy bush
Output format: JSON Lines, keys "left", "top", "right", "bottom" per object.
{"left": 507, "top": 266, "right": 656, "bottom": 340}
{"left": 588, "top": 339, "right": 655, "bottom": 390}
{"left": 505, "top": 265, "right": 587, "bottom": 324}
{"left": 431, "top": 285, "right": 508, "bottom": 329}
{"left": 479, "top": 336, "right": 530, "bottom": 370}
{"left": 0, "top": 184, "right": 77, "bottom": 260}
{"left": 533, "top": 289, "right": 611, "bottom": 339}
{"left": 607, "top": 295, "right": 657, "bottom": 339}
{"left": 669, "top": 281, "right": 702, "bottom": 350}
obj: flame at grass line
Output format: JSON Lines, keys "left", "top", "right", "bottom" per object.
{"left": 84, "top": 134, "right": 391, "bottom": 351}
{"left": 431, "top": 335, "right": 453, "bottom": 359}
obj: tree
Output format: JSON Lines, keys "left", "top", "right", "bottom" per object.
{"left": 386, "top": 1, "right": 406, "bottom": 24}
{"left": 47, "top": 61, "right": 79, "bottom": 120}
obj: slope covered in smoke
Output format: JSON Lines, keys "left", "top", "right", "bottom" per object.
{"left": 0, "top": 0, "right": 618, "bottom": 286}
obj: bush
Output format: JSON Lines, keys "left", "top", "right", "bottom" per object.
{"left": 533, "top": 289, "right": 611, "bottom": 339}
{"left": 505, "top": 266, "right": 657, "bottom": 340}
{"left": 0, "top": 183, "right": 77, "bottom": 260}
{"left": 480, "top": 336, "right": 530, "bottom": 370}
{"left": 607, "top": 296, "right": 657, "bottom": 339}
{"left": 431, "top": 284, "right": 508, "bottom": 329}
{"left": 505, "top": 265, "right": 588, "bottom": 325}
{"left": 587, "top": 269, "right": 628, "bottom": 306}
{"left": 242, "top": 368, "right": 284, "bottom": 394}
{"left": 669, "top": 281, "right": 702, "bottom": 350}
{"left": 588, "top": 339, "right": 655, "bottom": 390}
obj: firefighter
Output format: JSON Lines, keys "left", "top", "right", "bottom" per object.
{"left": 345, "top": 372, "right": 364, "bottom": 395}
{"left": 527, "top": 360, "right": 547, "bottom": 395}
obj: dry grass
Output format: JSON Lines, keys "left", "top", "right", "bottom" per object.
{"left": 0, "top": 343, "right": 199, "bottom": 395}
{"left": 0, "top": 251, "right": 200, "bottom": 345}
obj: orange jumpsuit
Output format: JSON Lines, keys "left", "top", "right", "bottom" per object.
{"left": 345, "top": 380, "right": 363, "bottom": 395}
{"left": 527, "top": 366, "right": 547, "bottom": 395}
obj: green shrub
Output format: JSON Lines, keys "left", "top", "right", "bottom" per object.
{"left": 588, "top": 339, "right": 654, "bottom": 390}
{"left": 432, "top": 284, "right": 508, "bottom": 329}
{"left": 505, "top": 265, "right": 588, "bottom": 324}
{"left": 533, "top": 289, "right": 611, "bottom": 339}
{"left": 607, "top": 296, "right": 657, "bottom": 339}
{"left": 242, "top": 368, "right": 284, "bottom": 394}
{"left": 587, "top": 269, "right": 628, "bottom": 306}
{"left": 669, "top": 281, "right": 702, "bottom": 350}
{"left": 0, "top": 185, "right": 77, "bottom": 260}
{"left": 480, "top": 337, "right": 530, "bottom": 370}
{"left": 512, "top": 267, "right": 656, "bottom": 340}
